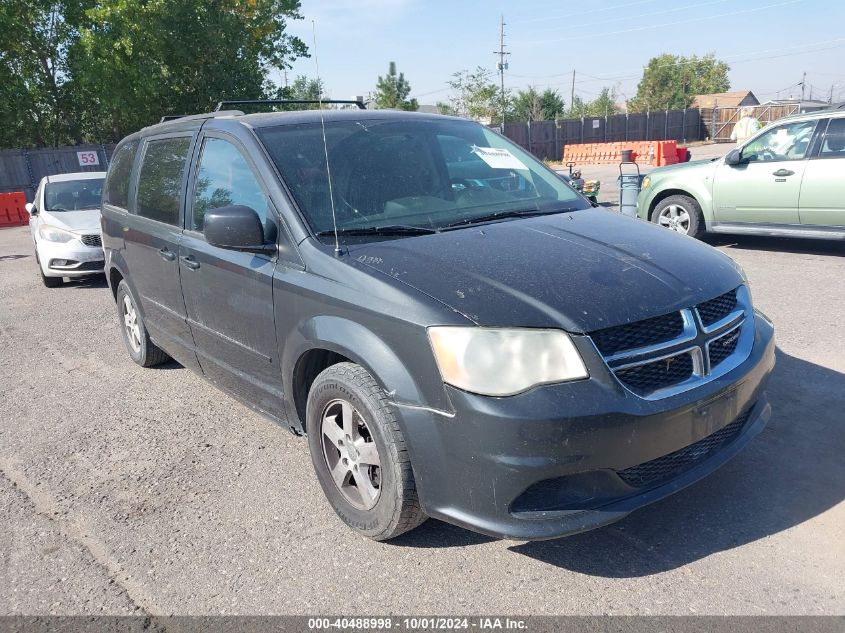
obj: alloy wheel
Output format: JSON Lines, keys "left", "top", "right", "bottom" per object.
{"left": 320, "top": 398, "right": 382, "bottom": 510}
{"left": 657, "top": 204, "right": 691, "bottom": 234}
{"left": 122, "top": 295, "right": 142, "bottom": 353}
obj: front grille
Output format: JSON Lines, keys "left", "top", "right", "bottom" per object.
{"left": 696, "top": 289, "right": 738, "bottom": 327}
{"left": 591, "top": 311, "right": 684, "bottom": 356}
{"left": 76, "top": 260, "right": 104, "bottom": 271}
{"left": 617, "top": 408, "right": 753, "bottom": 489}
{"left": 81, "top": 234, "right": 102, "bottom": 247}
{"left": 615, "top": 353, "right": 694, "bottom": 396}
{"left": 709, "top": 327, "right": 740, "bottom": 368}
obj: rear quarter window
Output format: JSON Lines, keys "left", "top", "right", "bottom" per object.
{"left": 103, "top": 140, "right": 138, "bottom": 209}
{"left": 135, "top": 137, "right": 192, "bottom": 225}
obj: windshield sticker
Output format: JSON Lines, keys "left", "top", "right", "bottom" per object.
{"left": 471, "top": 146, "right": 527, "bottom": 170}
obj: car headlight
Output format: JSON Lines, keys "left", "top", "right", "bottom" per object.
{"left": 427, "top": 327, "right": 588, "bottom": 396}
{"left": 641, "top": 176, "right": 651, "bottom": 190}
{"left": 39, "top": 225, "right": 76, "bottom": 243}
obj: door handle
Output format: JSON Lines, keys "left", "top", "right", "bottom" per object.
{"left": 180, "top": 255, "right": 200, "bottom": 270}
{"left": 772, "top": 169, "right": 794, "bottom": 177}
{"left": 158, "top": 248, "right": 176, "bottom": 261}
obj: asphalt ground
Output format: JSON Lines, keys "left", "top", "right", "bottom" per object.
{"left": 0, "top": 220, "right": 843, "bottom": 616}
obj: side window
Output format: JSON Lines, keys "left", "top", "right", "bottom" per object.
{"left": 742, "top": 121, "right": 817, "bottom": 162}
{"left": 191, "top": 137, "right": 270, "bottom": 233}
{"left": 819, "top": 119, "right": 845, "bottom": 158}
{"left": 136, "top": 137, "right": 191, "bottom": 225}
{"left": 103, "top": 140, "right": 138, "bottom": 209}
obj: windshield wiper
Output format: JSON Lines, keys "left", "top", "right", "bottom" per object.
{"left": 316, "top": 225, "right": 437, "bottom": 236}
{"left": 440, "top": 207, "right": 578, "bottom": 229}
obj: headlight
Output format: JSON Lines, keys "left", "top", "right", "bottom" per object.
{"left": 39, "top": 225, "right": 76, "bottom": 243}
{"left": 641, "top": 176, "right": 651, "bottom": 190}
{"left": 428, "top": 327, "right": 588, "bottom": 396}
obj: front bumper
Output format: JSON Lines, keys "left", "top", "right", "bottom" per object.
{"left": 37, "top": 237, "right": 104, "bottom": 277}
{"left": 396, "top": 314, "right": 775, "bottom": 540}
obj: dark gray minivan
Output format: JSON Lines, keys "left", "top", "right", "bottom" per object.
{"left": 101, "top": 108, "right": 775, "bottom": 541}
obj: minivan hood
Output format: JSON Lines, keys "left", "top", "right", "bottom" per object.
{"left": 41, "top": 209, "right": 101, "bottom": 234}
{"left": 347, "top": 209, "right": 742, "bottom": 333}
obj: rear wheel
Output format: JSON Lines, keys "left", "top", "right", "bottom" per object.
{"left": 651, "top": 194, "right": 703, "bottom": 238}
{"left": 115, "top": 280, "right": 170, "bottom": 367}
{"left": 306, "top": 362, "right": 427, "bottom": 541}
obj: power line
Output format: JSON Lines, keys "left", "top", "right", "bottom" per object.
{"left": 509, "top": 0, "right": 660, "bottom": 25}
{"left": 517, "top": 0, "right": 730, "bottom": 37}
{"left": 512, "top": 0, "right": 802, "bottom": 46}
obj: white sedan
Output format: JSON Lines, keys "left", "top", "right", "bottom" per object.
{"left": 27, "top": 171, "right": 107, "bottom": 287}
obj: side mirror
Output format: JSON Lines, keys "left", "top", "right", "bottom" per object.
{"left": 203, "top": 205, "right": 275, "bottom": 254}
{"left": 725, "top": 149, "right": 744, "bottom": 166}
{"left": 25, "top": 202, "right": 36, "bottom": 215}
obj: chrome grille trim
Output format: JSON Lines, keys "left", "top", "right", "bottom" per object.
{"left": 590, "top": 285, "right": 754, "bottom": 400}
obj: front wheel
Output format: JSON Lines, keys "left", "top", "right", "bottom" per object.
{"left": 306, "top": 363, "right": 427, "bottom": 541}
{"left": 35, "top": 249, "right": 62, "bottom": 287}
{"left": 651, "top": 194, "right": 704, "bottom": 238}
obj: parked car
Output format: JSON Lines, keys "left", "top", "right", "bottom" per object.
{"left": 637, "top": 108, "right": 845, "bottom": 239}
{"left": 27, "top": 172, "right": 107, "bottom": 287}
{"left": 101, "top": 108, "right": 775, "bottom": 541}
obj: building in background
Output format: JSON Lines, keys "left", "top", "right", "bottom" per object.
{"left": 692, "top": 91, "right": 759, "bottom": 109}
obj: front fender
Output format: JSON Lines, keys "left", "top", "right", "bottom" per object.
{"left": 281, "top": 315, "right": 451, "bottom": 432}
{"left": 637, "top": 172, "right": 716, "bottom": 229}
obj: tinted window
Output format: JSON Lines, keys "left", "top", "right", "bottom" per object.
{"left": 191, "top": 137, "right": 270, "bottom": 232}
{"left": 820, "top": 118, "right": 845, "bottom": 158}
{"left": 257, "top": 119, "right": 587, "bottom": 239}
{"left": 44, "top": 179, "right": 105, "bottom": 212}
{"left": 136, "top": 137, "right": 191, "bottom": 225}
{"left": 103, "top": 141, "right": 138, "bottom": 208}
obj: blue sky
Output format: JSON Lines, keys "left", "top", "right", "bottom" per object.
{"left": 282, "top": 0, "right": 845, "bottom": 106}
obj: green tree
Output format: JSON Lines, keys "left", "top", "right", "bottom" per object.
{"left": 0, "top": 0, "right": 93, "bottom": 147}
{"left": 512, "top": 87, "right": 565, "bottom": 121}
{"left": 447, "top": 67, "right": 506, "bottom": 123}
{"left": 277, "top": 75, "right": 325, "bottom": 109}
{"left": 73, "top": 0, "right": 307, "bottom": 141}
{"left": 582, "top": 87, "right": 621, "bottom": 117}
{"left": 629, "top": 53, "right": 729, "bottom": 112}
{"left": 435, "top": 101, "right": 457, "bottom": 116}
{"left": 374, "top": 61, "right": 417, "bottom": 111}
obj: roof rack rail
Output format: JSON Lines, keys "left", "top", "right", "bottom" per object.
{"left": 145, "top": 110, "right": 245, "bottom": 131}
{"left": 214, "top": 99, "right": 366, "bottom": 111}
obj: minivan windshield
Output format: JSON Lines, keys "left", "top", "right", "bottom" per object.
{"left": 45, "top": 179, "right": 105, "bottom": 212}
{"left": 257, "top": 118, "right": 589, "bottom": 240}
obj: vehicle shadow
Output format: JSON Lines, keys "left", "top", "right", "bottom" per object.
{"left": 394, "top": 350, "right": 844, "bottom": 572}
{"left": 63, "top": 274, "right": 109, "bottom": 289}
{"left": 703, "top": 234, "right": 845, "bottom": 256}
{"left": 507, "top": 349, "right": 845, "bottom": 576}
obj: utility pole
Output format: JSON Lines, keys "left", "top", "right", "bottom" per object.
{"left": 570, "top": 70, "right": 576, "bottom": 116}
{"left": 800, "top": 71, "right": 806, "bottom": 102}
{"left": 830, "top": 84, "right": 835, "bottom": 104}
{"left": 494, "top": 15, "right": 510, "bottom": 132}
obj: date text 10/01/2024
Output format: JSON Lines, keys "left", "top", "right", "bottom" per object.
{"left": 307, "top": 617, "right": 528, "bottom": 630}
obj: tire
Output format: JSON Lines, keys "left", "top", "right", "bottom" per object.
{"left": 115, "top": 279, "right": 170, "bottom": 367}
{"left": 306, "top": 362, "right": 427, "bottom": 541}
{"left": 35, "top": 249, "right": 62, "bottom": 287}
{"left": 41, "top": 271, "right": 62, "bottom": 288}
{"left": 651, "top": 194, "right": 704, "bottom": 238}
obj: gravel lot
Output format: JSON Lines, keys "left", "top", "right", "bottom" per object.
{"left": 1, "top": 222, "right": 843, "bottom": 616}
